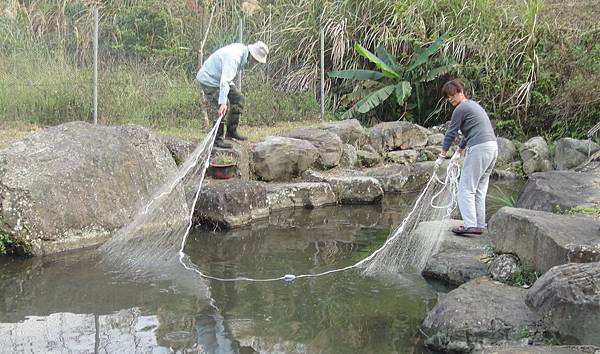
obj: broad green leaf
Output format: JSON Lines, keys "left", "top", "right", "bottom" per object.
{"left": 375, "top": 46, "right": 400, "bottom": 71}
{"left": 407, "top": 33, "right": 447, "bottom": 72}
{"left": 357, "top": 85, "right": 395, "bottom": 113}
{"left": 327, "top": 69, "right": 384, "bottom": 81}
{"left": 354, "top": 43, "right": 401, "bottom": 80}
{"left": 394, "top": 81, "right": 412, "bottom": 106}
{"left": 419, "top": 64, "right": 454, "bottom": 82}
{"left": 341, "top": 85, "right": 395, "bottom": 119}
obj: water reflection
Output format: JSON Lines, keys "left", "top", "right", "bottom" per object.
{"left": 0, "top": 180, "right": 522, "bottom": 353}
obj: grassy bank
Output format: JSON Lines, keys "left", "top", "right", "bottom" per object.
{"left": 0, "top": 118, "right": 322, "bottom": 150}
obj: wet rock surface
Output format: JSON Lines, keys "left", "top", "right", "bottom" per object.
{"left": 489, "top": 207, "right": 600, "bottom": 273}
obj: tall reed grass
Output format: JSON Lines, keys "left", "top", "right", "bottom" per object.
{"left": 0, "top": 0, "right": 598, "bottom": 139}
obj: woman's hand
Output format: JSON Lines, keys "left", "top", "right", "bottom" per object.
{"left": 218, "top": 104, "right": 228, "bottom": 118}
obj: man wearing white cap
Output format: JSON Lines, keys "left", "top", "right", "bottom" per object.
{"left": 197, "top": 41, "right": 269, "bottom": 148}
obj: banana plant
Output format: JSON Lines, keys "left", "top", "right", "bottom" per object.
{"left": 328, "top": 34, "right": 453, "bottom": 119}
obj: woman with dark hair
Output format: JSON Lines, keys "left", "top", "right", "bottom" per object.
{"left": 435, "top": 79, "right": 498, "bottom": 235}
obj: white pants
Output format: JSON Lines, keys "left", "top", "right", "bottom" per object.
{"left": 458, "top": 141, "right": 498, "bottom": 228}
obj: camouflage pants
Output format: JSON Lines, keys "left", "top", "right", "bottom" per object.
{"left": 199, "top": 83, "right": 245, "bottom": 126}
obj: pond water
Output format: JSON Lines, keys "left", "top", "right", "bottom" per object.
{"left": 0, "top": 180, "right": 523, "bottom": 354}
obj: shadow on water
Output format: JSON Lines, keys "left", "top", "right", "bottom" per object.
{"left": 0, "top": 179, "right": 523, "bottom": 353}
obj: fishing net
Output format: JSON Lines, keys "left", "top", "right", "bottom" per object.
{"left": 97, "top": 118, "right": 222, "bottom": 282}
{"left": 360, "top": 161, "right": 460, "bottom": 276}
{"left": 98, "top": 114, "right": 460, "bottom": 283}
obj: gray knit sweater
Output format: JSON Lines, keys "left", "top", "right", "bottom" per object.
{"left": 442, "top": 99, "right": 496, "bottom": 151}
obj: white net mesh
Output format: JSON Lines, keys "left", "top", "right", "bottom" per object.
{"left": 361, "top": 161, "right": 460, "bottom": 275}
{"left": 97, "top": 118, "right": 221, "bottom": 282}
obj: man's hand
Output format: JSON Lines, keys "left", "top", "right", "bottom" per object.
{"left": 218, "top": 104, "right": 228, "bottom": 118}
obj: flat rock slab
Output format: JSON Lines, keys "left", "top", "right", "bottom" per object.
{"left": 526, "top": 262, "right": 600, "bottom": 346}
{"left": 363, "top": 161, "right": 437, "bottom": 193}
{"left": 194, "top": 179, "right": 269, "bottom": 229}
{"left": 516, "top": 171, "right": 600, "bottom": 212}
{"left": 489, "top": 207, "right": 600, "bottom": 273}
{"left": 422, "top": 277, "right": 542, "bottom": 353}
{"left": 423, "top": 220, "right": 492, "bottom": 286}
{"left": 477, "top": 345, "right": 600, "bottom": 354}
{"left": 303, "top": 171, "right": 383, "bottom": 204}
{"left": 266, "top": 182, "right": 337, "bottom": 211}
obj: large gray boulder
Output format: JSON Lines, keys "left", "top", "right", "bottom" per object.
{"left": 520, "top": 136, "right": 552, "bottom": 175}
{"left": 194, "top": 180, "right": 269, "bottom": 229}
{"left": 369, "top": 121, "right": 429, "bottom": 152}
{"left": 321, "top": 118, "right": 368, "bottom": 146}
{"left": 266, "top": 182, "right": 337, "bottom": 211}
{"left": 252, "top": 136, "right": 318, "bottom": 181}
{"left": 283, "top": 128, "right": 343, "bottom": 168}
{"left": 422, "top": 220, "right": 492, "bottom": 286}
{"left": 516, "top": 171, "right": 600, "bottom": 212}
{"left": 422, "top": 277, "right": 542, "bottom": 353}
{"left": 554, "top": 137, "right": 600, "bottom": 171}
{"left": 303, "top": 171, "right": 383, "bottom": 204}
{"left": 489, "top": 207, "right": 600, "bottom": 273}
{"left": 526, "top": 262, "right": 600, "bottom": 346}
{"left": 0, "top": 122, "right": 182, "bottom": 256}
{"left": 497, "top": 137, "right": 518, "bottom": 163}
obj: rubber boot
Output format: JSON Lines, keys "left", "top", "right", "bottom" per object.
{"left": 215, "top": 122, "right": 232, "bottom": 148}
{"left": 225, "top": 114, "right": 247, "bottom": 141}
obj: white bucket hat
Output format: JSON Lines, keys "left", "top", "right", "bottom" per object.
{"left": 248, "top": 41, "right": 268, "bottom": 63}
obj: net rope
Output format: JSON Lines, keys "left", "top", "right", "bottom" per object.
{"left": 98, "top": 119, "right": 460, "bottom": 282}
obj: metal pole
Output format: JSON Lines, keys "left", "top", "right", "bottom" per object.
{"left": 237, "top": 16, "right": 243, "bottom": 91}
{"left": 320, "top": 28, "right": 325, "bottom": 121}
{"left": 92, "top": 7, "right": 98, "bottom": 124}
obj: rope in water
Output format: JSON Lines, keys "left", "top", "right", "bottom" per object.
{"left": 173, "top": 120, "right": 461, "bottom": 282}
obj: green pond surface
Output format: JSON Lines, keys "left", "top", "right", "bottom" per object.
{"left": 0, "top": 180, "right": 523, "bottom": 354}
